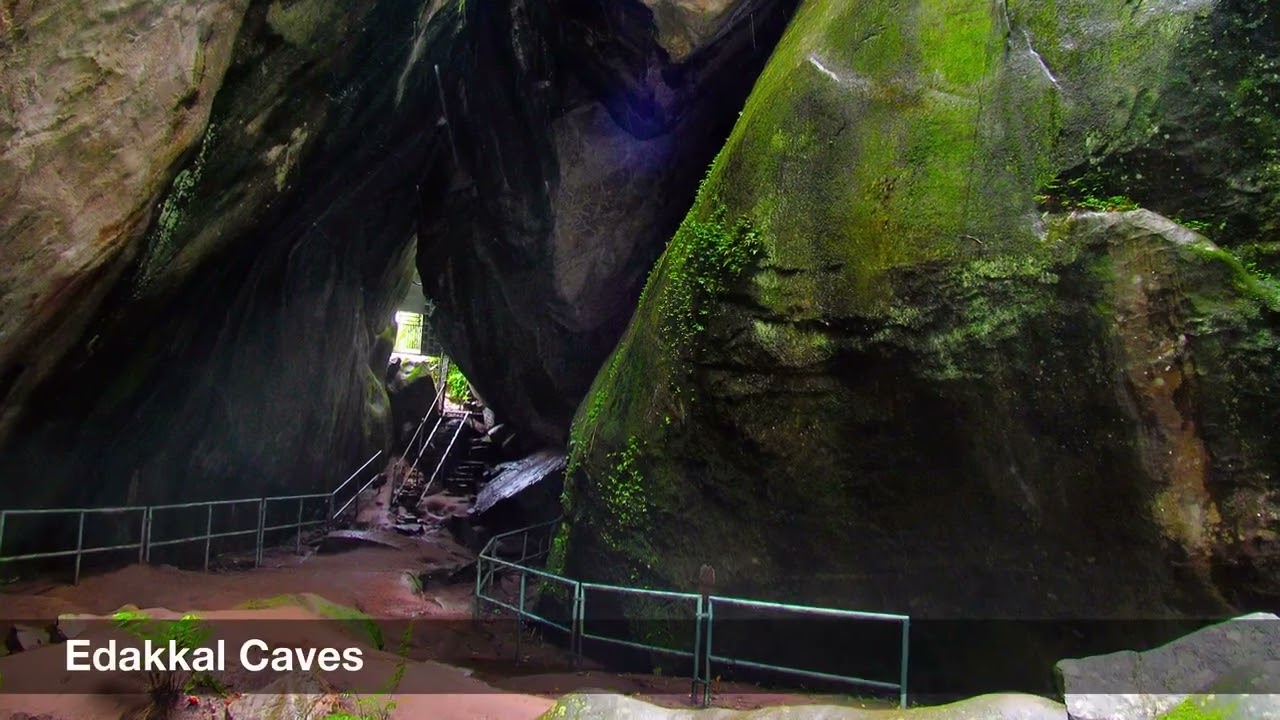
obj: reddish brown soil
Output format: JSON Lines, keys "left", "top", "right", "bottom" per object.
{"left": 0, "top": 480, "right": 855, "bottom": 718}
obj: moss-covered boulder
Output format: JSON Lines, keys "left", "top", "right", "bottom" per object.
{"left": 560, "top": 0, "right": 1280, "bottom": 626}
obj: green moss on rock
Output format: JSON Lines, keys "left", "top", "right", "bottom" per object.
{"left": 560, "top": 0, "right": 1280, "bottom": 625}
{"left": 266, "top": 0, "right": 345, "bottom": 50}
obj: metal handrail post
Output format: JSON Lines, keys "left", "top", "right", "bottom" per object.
{"left": 73, "top": 511, "right": 85, "bottom": 585}
{"left": 691, "top": 594, "right": 706, "bottom": 704}
{"left": 573, "top": 583, "right": 584, "bottom": 669}
{"left": 0, "top": 511, "right": 7, "bottom": 559}
{"left": 516, "top": 570, "right": 526, "bottom": 662}
{"left": 255, "top": 499, "right": 265, "bottom": 567}
{"left": 203, "top": 505, "right": 213, "bottom": 572}
{"left": 139, "top": 508, "right": 150, "bottom": 563}
{"left": 472, "top": 553, "right": 483, "bottom": 623}
{"left": 899, "top": 617, "right": 910, "bottom": 709}
{"left": 295, "top": 498, "right": 304, "bottom": 554}
{"left": 703, "top": 601, "right": 714, "bottom": 707}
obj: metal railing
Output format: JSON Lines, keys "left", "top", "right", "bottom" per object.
{"left": 329, "top": 450, "right": 385, "bottom": 520}
{"left": 402, "top": 381, "right": 449, "bottom": 466}
{"left": 701, "top": 595, "right": 910, "bottom": 708}
{"left": 389, "top": 386, "right": 475, "bottom": 507}
{"left": 416, "top": 419, "right": 466, "bottom": 504}
{"left": 0, "top": 449, "right": 389, "bottom": 585}
{"left": 473, "top": 520, "right": 910, "bottom": 708}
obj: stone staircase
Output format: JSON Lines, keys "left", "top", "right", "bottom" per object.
{"left": 394, "top": 412, "right": 498, "bottom": 507}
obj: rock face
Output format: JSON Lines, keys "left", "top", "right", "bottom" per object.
{"left": 418, "top": 0, "right": 799, "bottom": 444}
{"left": 388, "top": 363, "right": 439, "bottom": 445}
{"left": 0, "top": 0, "right": 248, "bottom": 444}
{"left": 557, "top": 0, "right": 1280, "bottom": 628}
{"left": 0, "top": 0, "right": 463, "bottom": 516}
{"left": 226, "top": 672, "right": 340, "bottom": 720}
{"left": 0, "top": 0, "right": 798, "bottom": 534}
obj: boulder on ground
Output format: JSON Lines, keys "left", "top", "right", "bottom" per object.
{"left": 1058, "top": 613, "right": 1280, "bottom": 720}
{"left": 3, "top": 624, "right": 60, "bottom": 654}
{"left": 317, "top": 529, "right": 408, "bottom": 554}
{"left": 226, "top": 672, "right": 343, "bottom": 720}
{"left": 538, "top": 691, "right": 1066, "bottom": 719}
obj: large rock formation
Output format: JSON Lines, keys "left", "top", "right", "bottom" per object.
{"left": 557, "top": 0, "right": 1280, "bottom": 625}
{"left": 0, "top": 0, "right": 799, "bottom": 525}
{"left": 418, "top": 0, "right": 798, "bottom": 444}
{"left": 0, "top": 0, "right": 467, "bottom": 514}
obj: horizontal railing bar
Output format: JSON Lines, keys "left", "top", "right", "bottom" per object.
{"left": 581, "top": 633, "right": 696, "bottom": 659}
{"left": 710, "top": 596, "right": 909, "bottom": 622}
{"left": 264, "top": 493, "right": 331, "bottom": 503}
{"left": 481, "top": 556, "right": 575, "bottom": 586}
{"left": 5, "top": 491, "right": 325, "bottom": 520}
{"left": 2, "top": 506, "right": 144, "bottom": 516}
{"left": 478, "top": 517, "right": 562, "bottom": 557}
{"left": 0, "top": 541, "right": 143, "bottom": 561}
{"left": 148, "top": 527, "right": 260, "bottom": 547}
{"left": 146, "top": 537, "right": 203, "bottom": 549}
{"left": 205, "top": 528, "right": 259, "bottom": 540}
{"left": 79, "top": 542, "right": 146, "bottom": 555}
{"left": 478, "top": 597, "right": 573, "bottom": 634}
{"left": 148, "top": 498, "right": 261, "bottom": 511}
{"left": 580, "top": 581, "right": 701, "bottom": 602}
{"left": 708, "top": 655, "right": 901, "bottom": 692}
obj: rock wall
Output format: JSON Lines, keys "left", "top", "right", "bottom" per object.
{"left": 419, "top": 0, "right": 799, "bottom": 444}
{"left": 0, "top": 0, "right": 800, "bottom": 522}
{"left": 558, "top": 0, "right": 1280, "bottom": 618}
{"left": 0, "top": 0, "right": 471, "bottom": 511}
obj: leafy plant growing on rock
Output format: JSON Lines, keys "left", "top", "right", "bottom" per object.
{"left": 1158, "top": 696, "right": 1233, "bottom": 720}
{"left": 445, "top": 364, "right": 471, "bottom": 403}
{"left": 320, "top": 621, "right": 413, "bottom": 720}
{"left": 660, "top": 204, "right": 765, "bottom": 356}
{"left": 111, "top": 609, "right": 212, "bottom": 719}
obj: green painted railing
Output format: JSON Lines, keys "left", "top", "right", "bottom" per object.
{"left": 474, "top": 520, "right": 910, "bottom": 708}
{"left": 0, "top": 447, "right": 391, "bottom": 584}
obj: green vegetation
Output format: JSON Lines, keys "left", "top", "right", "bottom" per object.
{"left": 597, "top": 436, "right": 648, "bottom": 547}
{"left": 322, "top": 622, "right": 413, "bottom": 720}
{"left": 112, "top": 609, "right": 214, "bottom": 718}
{"left": 1158, "top": 696, "right": 1232, "bottom": 720}
{"left": 545, "top": 524, "right": 570, "bottom": 576}
{"left": 659, "top": 204, "right": 764, "bottom": 356}
{"left": 1034, "top": 175, "right": 1140, "bottom": 213}
{"left": 445, "top": 363, "right": 471, "bottom": 403}
{"left": 555, "top": 0, "right": 1280, "bottom": 616}
{"left": 135, "top": 122, "right": 220, "bottom": 294}
{"left": 400, "top": 361, "right": 431, "bottom": 384}
{"left": 266, "top": 0, "right": 342, "bottom": 49}
{"left": 1185, "top": 241, "right": 1280, "bottom": 311}
{"left": 237, "top": 594, "right": 384, "bottom": 649}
